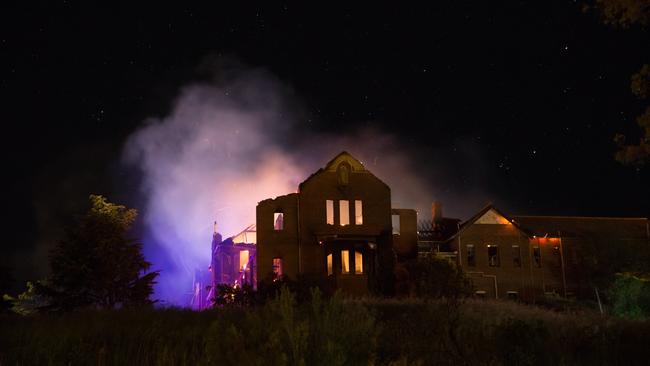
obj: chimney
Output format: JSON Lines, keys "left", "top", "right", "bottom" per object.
{"left": 432, "top": 201, "right": 443, "bottom": 224}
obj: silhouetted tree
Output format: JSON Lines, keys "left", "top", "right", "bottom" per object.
{"left": 42, "top": 195, "right": 158, "bottom": 310}
{"left": 587, "top": 0, "right": 650, "bottom": 165}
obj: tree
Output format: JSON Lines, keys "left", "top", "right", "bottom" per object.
{"left": 3, "top": 281, "right": 51, "bottom": 315}
{"left": 588, "top": 0, "right": 650, "bottom": 165}
{"left": 591, "top": 0, "right": 650, "bottom": 27}
{"left": 405, "top": 255, "right": 473, "bottom": 300}
{"left": 43, "top": 195, "right": 158, "bottom": 310}
{"left": 609, "top": 272, "right": 650, "bottom": 319}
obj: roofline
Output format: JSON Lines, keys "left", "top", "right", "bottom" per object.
{"left": 298, "top": 151, "right": 390, "bottom": 191}
{"left": 512, "top": 215, "right": 648, "bottom": 220}
{"left": 444, "top": 203, "right": 531, "bottom": 243}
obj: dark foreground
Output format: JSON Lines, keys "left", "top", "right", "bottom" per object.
{"left": 1, "top": 293, "right": 649, "bottom": 365}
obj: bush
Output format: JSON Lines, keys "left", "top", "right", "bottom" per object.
{"left": 405, "top": 256, "right": 473, "bottom": 299}
{"left": 2, "top": 292, "right": 650, "bottom": 365}
{"left": 610, "top": 273, "right": 650, "bottom": 319}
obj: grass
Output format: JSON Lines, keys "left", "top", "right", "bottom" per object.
{"left": 1, "top": 292, "right": 649, "bottom": 365}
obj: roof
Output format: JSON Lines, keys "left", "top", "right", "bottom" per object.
{"left": 512, "top": 216, "right": 649, "bottom": 239}
{"left": 446, "top": 203, "right": 650, "bottom": 242}
{"left": 445, "top": 203, "right": 529, "bottom": 242}
{"left": 230, "top": 223, "right": 257, "bottom": 244}
{"left": 298, "top": 151, "right": 388, "bottom": 191}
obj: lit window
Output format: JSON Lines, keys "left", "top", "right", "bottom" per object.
{"left": 392, "top": 214, "right": 401, "bottom": 235}
{"left": 327, "top": 254, "right": 333, "bottom": 276}
{"left": 339, "top": 200, "right": 350, "bottom": 226}
{"left": 354, "top": 200, "right": 363, "bottom": 225}
{"left": 466, "top": 245, "right": 476, "bottom": 266}
{"left": 326, "top": 200, "right": 334, "bottom": 225}
{"left": 239, "top": 250, "right": 249, "bottom": 271}
{"left": 512, "top": 245, "right": 521, "bottom": 267}
{"left": 487, "top": 245, "right": 499, "bottom": 267}
{"left": 274, "top": 212, "right": 284, "bottom": 231}
{"left": 533, "top": 246, "right": 541, "bottom": 267}
{"left": 355, "top": 251, "right": 363, "bottom": 274}
{"left": 272, "top": 258, "right": 283, "bottom": 279}
{"left": 341, "top": 250, "right": 350, "bottom": 274}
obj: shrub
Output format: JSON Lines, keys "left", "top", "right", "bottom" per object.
{"left": 610, "top": 272, "right": 650, "bottom": 319}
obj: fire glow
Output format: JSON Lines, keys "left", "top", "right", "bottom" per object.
{"left": 123, "top": 67, "right": 438, "bottom": 306}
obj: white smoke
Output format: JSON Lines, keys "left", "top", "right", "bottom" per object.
{"left": 123, "top": 65, "right": 450, "bottom": 304}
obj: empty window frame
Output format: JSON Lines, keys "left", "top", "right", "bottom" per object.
{"left": 533, "top": 246, "right": 541, "bottom": 267}
{"left": 354, "top": 200, "right": 363, "bottom": 225}
{"left": 355, "top": 251, "right": 363, "bottom": 274}
{"left": 272, "top": 258, "right": 283, "bottom": 279}
{"left": 326, "top": 200, "right": 334, "bottom": 225}
{"left": 339, "top": 200, "right": 350, "bottom": 226}
{"left": 466, "top": 244, "right": 476, "bottom": 266}
{"left": 341, "top": 250, "right": 350, "bottom": 274}
{"left": 487, "top": 245, "right": 500, "bottom": 267}
{"left": 512, "top": 245, "right": 521, "bottom": 267}
{"left": 552, "top": 245, "right": 562, "bottom": 267}
{"left": 273, "top": 212, "right": 284, "bottom": 231}
{"left": 392, "top": 214, "right": 401, "bottom": 235}
{"left": 327, "top": 253, "right": 333, "bottom": 276}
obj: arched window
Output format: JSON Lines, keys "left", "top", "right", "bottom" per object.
{"left": 337, "top": 162, "right": 350, "bottom": 186}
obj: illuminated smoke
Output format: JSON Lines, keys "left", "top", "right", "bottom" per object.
{"left": 123, "top": 65, "right": 456, "bottom": 305}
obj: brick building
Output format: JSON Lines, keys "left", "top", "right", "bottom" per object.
{"left": 437, "top": 204, "right": 650, "bottom": 300}
{"left": 256, "top": 151, "right": 418, "bottom": 296}
{"left": 199, "top": 151, "right": 649, "bottom": 305}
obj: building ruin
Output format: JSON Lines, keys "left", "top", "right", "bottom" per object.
{"left": 192, "top": 151, "right": 650, "bottom": 308}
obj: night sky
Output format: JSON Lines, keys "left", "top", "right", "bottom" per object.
{"left": 2, "top": 2, "right": 649, "bottom": 289}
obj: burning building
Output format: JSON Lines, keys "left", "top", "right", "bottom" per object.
{"left": 256, "top": 151, "right": 418, "bottom": 296}
{"left": 192, "top": 222, "right": 257, "bottom": 309}
{"left": 194, "top": 151, "right": 418, "bottom": 306}
{"left": 193, "top": 151, "right": 649, "bottom": 308}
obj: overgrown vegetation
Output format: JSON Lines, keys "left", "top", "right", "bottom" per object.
{"left": 4, "top": 195, "right": 159, "bottom": 313}
{"left": 610, "top": 272, "right": 650, "bottom": 319}
{"left": 2, "top": 289, "right": 649, "bottom": 365}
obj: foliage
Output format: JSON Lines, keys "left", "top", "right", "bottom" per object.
{"left": 43, "top": 194, "right": 158, "bottom": 311}
{"left": 609, "top": 272, "right": 650, "bottom": 319}
{"left": 571, "top": 237, "right": 650, "bottom": 298}
{"left": 1, "top": 296, "right": 650, "bottom": 365}
{"left": 206, "top": 286, "right": 377, "bottom": 366}
{"left": 213, "top": 283, "right": 257, "bottom": 307}
{"left": 591, "top": 0, "right": 650, "bottom": 28}
{"left": 3, "top": 281, "right": 51, "bottom": 316}
{"left": 614, "top": 91, "right": 650, "bottom": 166}
{"left": 405, "top": 255, "right": 473, "bottom": 299}
{"left": 588, "top": 0, "right": 650, "bottom": 165}
{"left": 256, "top": 275, "right": 322, "bottom": 304}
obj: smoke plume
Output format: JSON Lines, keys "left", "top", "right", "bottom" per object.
{"left": 123, "top": 65, "right": 458, "bottom": 305}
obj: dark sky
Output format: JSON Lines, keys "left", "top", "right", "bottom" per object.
{"left": 2, "top": 2, "right": 649, "bottom": 286}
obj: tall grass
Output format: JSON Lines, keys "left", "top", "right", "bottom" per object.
{"left": 1, "top": 293, "right": 649, "bottom": 365}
